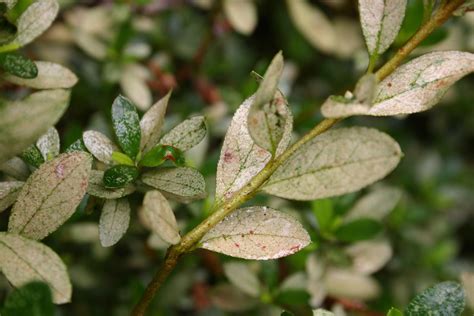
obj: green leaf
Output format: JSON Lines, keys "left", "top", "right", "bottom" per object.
{"left": 1, "top": 282, "right": 54, "bottom": 316}
{"left": 0, "top": 52, "right": 38, "bottom": 78}
{"left": 111, "top": 95, "right": 141, "bottom": 159}
{"left": 311, "top": 198, "right": 334, "bottom": 232}
{"left": 0, "top": 89, "right": 70, "bottom": 164}
{"left": 103, "top": 164, "right": 139, "bottom": 188}
{"left": 263, "top": 127, "right": 402, "bottom": 200}
{"left": 159, "top": 116, "right": 207, "bottom": 152}
{"left": 65, "top": 138, "right": 88, "bottom": 153}
{"left": 406, "top": 281, "right": 465, "bottom": 316}
{"left": 87, "top": 170, "right": 135, "bottom": 199}
{"left": 111, "top": 151, "right": 134, "bottom": 166}
{"left": 139, "top": 145, "right": 185, "bottom": 167}
{"left": 141, "top": 167, "right": 206, "bottom": 203}
{"left": 8, "top": 152, "right": 92, "bottom": 240}
{"left": 387, "top": 307, "right": 403, "bottom": 316}
{"left": 20, "top": 144, "right": 44, "bottom": 168}
{"left": 0, "top": 232, "right": 72, "bottom": 304}
{"left": 0, "top": 18, "right": 17, "bottom": 45}
{"left": 334, "top": 218, "right": 382, "bottom": 242}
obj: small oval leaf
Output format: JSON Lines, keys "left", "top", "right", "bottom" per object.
{"left": 140, "top": 91, "right": 171, "bottom": 153}
{"left": 111, "top": 95, "right": 141, "bottom": 159}
{"left": 200, "top": 207, "right": 311, "bottom": 260}
{"left": 83, "top": 130, "right": 117, "bottom": 164}
{"left": 0, "top": 52, "right": 38, "bottom": 78}
{"left": 223, "top": 262, "right": 261, "bottom": 298}
{"left": 159, "top": 116, "right": 207, "bottom": 152}
{"left": 103, "top": 165, "right": 138, "bottom": 188}
{"left": 0, "top": 181, "right": 24, "bottom": 212}
{"left": 36, "top": 127, "right": 60, "bottom": 161}
{"left": 99, "top": 198, "right": 130, "bottom": 247}
{"left": 87, "top": 170, "right": 135, "bottom": 199}
{"left": 223, "top": 0, "right": 257, "bottom": 35}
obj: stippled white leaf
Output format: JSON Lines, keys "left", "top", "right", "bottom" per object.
{"left": 313, "top": 309, "right": 335, "bottom": 316}
{"left": 87, "top": 170, "right": 135, "bottom": 199}
{"left": 461, "top": 272, "right": 474, "bottom": 309}
{"left": 99, "top": 198, "right": 130, "bottom": 247}
{"left": 223, "top": 262, "right": 261, "bottom": 298}
{"left": 324, "top": 268, "right": 381, "bottom": 300}
{"left": 0, "top": 181, "right": 24, "bottom": 212}
{"left": 141, "top": 190, "right": 180, "bottom": 245}
{"left": 0, "top": 157, "right": 30, "bottom": 180}
{"left": 359, "top": 0, "right": 407, "bottom": 56}
{"left": 200, "top": 206, "right": 310, "bottom": 260}
{"left": 345, "top": 185, "right": 402, "bottom": 222}
{"left": 8, "top": 152, "right": 92, "bottom": 240}
{"left": 159, "top": 116, "right": 206, "bottom": 152}
{"left": 36, "top": 127, "right": 60, "bottom": 161}
{"left": 3, "top": 61, "right": 78, "bottom": 89}
{"left": 0, "top": 90, "right": 70, "bottom": 164}
{"left": 210, "top": 284, "right": 257, "bottom": 312}
{"left": 120, "top": 63, "right": 152, "bottom": 111}
{"left": 140, "top": 91, "right": 171, "bottom": 153}
{"left": 263, "top": 127, "right": 402, "bottom": 200}
{"left": 286, "top": 0, "right": 336, "bottom": 53}
{"left": 320, "top": 95, "right": 371, "bottom": 118}
{"left": 83, "top": 130, "right": 117, "bottom": 164}
{"left": 141, "top": 167, "right": 206, "bottom": 203}
{"left": 248, "top": 53, "right": 292, "bottom": 154}
{"left": 345, "top": 240, "right": 393, "bottom": 275}
{"left": 0, "top": 232, "right": 71, "bottom": 304}
{"left": 216, "top": 96, "right": 292, "bottom": 202}
{"left": 371, "top": 51, "right": 474, "bottom": 116}
{"left": 223, "top": 0, "right": 257, "bottom": 35}
{"left": 14, "top": 0, "right": 59, "bottom": 47}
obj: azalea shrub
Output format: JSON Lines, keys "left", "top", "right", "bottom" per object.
{"left": 0, "top": 0, "right": 473, "bottom": 316}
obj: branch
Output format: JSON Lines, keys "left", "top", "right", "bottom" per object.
{"left": 131, "top": 1, "right": 465, "bottom": 314}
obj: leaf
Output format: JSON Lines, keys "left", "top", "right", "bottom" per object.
{"left": 223, "top": 262, "right": 261, "bottom": 298}
{"left": 83, "top": 130, "right": 117, "bottom": 164}
{"left": 3, "top": 61, "right": 78, "bottom": 89}
{"left": 141, "top": 167, "right": 206, "bottom": 203}
{"left": 140, "top": 190, "right": 180, "bottom": 245}
{"left": 406, "top": 282, "right": 465, "bottom": 316}
{"left": 140, "top": 91, "right": 171, "bottom": 153}
{"left": 103, "top": 165, "right": 138, "bottom": 188}
{"left": 387, "top": 307, "right": 403, "bottom": 316}
{"left": 21, "top": 144, "right": 44, "bottom": 168}
{"left": 320, "top": 95, "right": 371, "bottom": 119}
{"left": 0, "top": 157, "right": 30, "bottom": 180}
{"left": 87, "top": 170, "right": 135, "bottom": 199}
{"left": 99, "top": 198, "right": 130, "bottom": 247}
{"left": 334, "top": 218, "right": 382, "bottom": 242}
{"left": 313, "top": 309, "right": 335, "bottom": 316}
{"left": 111, "top": 95, "right": 141, "bottom": 159}
{"left": 215, "top": 96, "right": 292, "bottom": 202}
{"left": 370, "top": 51, "right": 474, "bottom": 116}
{"left": 12, "top": 0, "right": 59, "bottom": 47}
{"left": 263, "top": 127, "right": 402, "bottom": 200}
{"left": 119, "top": 63, "right": 152, "bottom": 111}
{"left": 248, "top": 53, "right": 292, "bottom": 154}
{"left": 1, "top": 281, "right": 54, "bottom": 316}
{"left": 159, "top": 116, "right": 207, "bottom": 152}
{"left": 358, "top": 0, "right": 407, "bottom": 57}
{"left": 200, "top": 207, "right": 311, "bottom": 260}
{"left": 0, "top": 52, "right": 37, "bottom": 78}
{"left": 0, "top": 181, "right": 24, "bottom": 212}
{"left": 8, "top": 152, "right": 92, "bottom": 240}
{"left": 210, "top": 284, "right": 257, "bottom": 312}
{"left": 286, "top": 0, "right": 336, "bottom": 53}
{"left": 111, "top": 151, "right": 134, "bottom": 166}
{"left": 139, "top": 144, "right": 185, "bottom": 167}
{"left": 461, "top": 272, "right": 474, "bottom": 310}
{"left": 65, "top": 138, "right": 87, "bottom": 153}
{"left": 0, "top": 232, "right": 72, "bottom": 304}
{"left": 345, "top": 186, "right": 402, "bottom": 222}
{"left": 0, "top": 89, "right": 70, "bottom": 164}
{"left": 311, "top": 198, "right": 334, "bottom": 232}
{"left": 324, "top": 268, "right": 380, "bottom": 300}
{"left": 345, "top": 240, "right": 393, "bottom": 274}
{"left": 223, "top": 0, "right": 257, "bottom": 35}
{"left": 36, "top": 127, "right": 60, "bottom": 161}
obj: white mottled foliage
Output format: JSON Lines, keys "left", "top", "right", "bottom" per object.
{"left": 0, "top": 232, "right": 72, "bottom": 304}
{"left": 0, "top": 90, "right": 70, "bottom": 164}
{"left": 0, "top": 181, "right": 24, "bottom": 212}
{"left": 140, "top": 91, "right": 171, "bottom": 153}
{"left": 223, "top": 0, "right": 257, "bottom": 35}
{"left": 223, "top": 262, "right": 261, "bottom": 298}
{"left": 141, "top": 167, "right": 206, "bottom": 203}
{"left": 8, "top": 152, "right": 92, "bottom": 240}
{"left": 141, "top": 190, "right": 180, "bottom": 245}
{"left": 345, "top": 240, "right": 393, "bottom": 275}
{"left": 215, "top": 96, "right": 292, "bottom": 202}
{"left": 87, "top": 170, "right": 135, "bottom": 199}
{"left": 324, "top": 268, "right": 380, "bottom": 300}
{"left": 359, "top": 0, "right": 407, "bottom": 56}
{"left": 120, "top": 63, "right": 152, "bottom": 111}
{"left": 345, "top": 185, "right": 402, "bottom": 221}
{"left": 159, "top": 116, "right": 206, "bottom": 152}
{"left": 3, "top": 61, "right": 78, "bottom": 89}
{"left": 0, "top": 157, "right": 30, "bottom": 181}
{"left": 83, "top": 130, "right": 117, "bottom": 164}
{"left": 263, "top": 127, "right": 402, "bottom": 200}
{"left": 200, "top": 207, "right": 311, "bottom": 260}
{"left": 99, "top": 198, "right": 130, "bottom": 247}
{"left": 15, "top": 0, "right": 59, "bottom": 47}
{"left": 36, "top": 127, "right": 60, "bottom": 161}
{"left": 210, "top": 284, "right": 257, "bottom": 312}
{"left": 313, "top": 309, "right": 335, "bottom": 316}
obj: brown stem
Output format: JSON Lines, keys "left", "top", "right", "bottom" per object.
{"left": 131, "top": 1, "right": 465, "bottom": 314}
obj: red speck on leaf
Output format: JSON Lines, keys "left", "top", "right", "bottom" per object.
{"left": 289, "top": 245, "right": 300, "bottom": 252}
{"left": 234, "top": 243, "right": 240, "bottom": 248}
{"left": 223, "top": 151, "right": 233, "bottom": 163}
{"left": 55, "top": 163, "right": 65, "bottom": 179}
